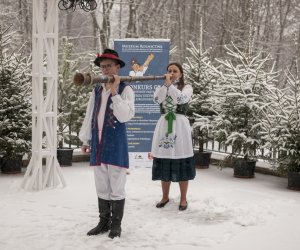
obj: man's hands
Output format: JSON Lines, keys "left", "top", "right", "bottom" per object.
{"left": 81, "top": 145, "right": 91, "bottom": 154}
{"left": 106, "top": 74, "right": 120, "bottom": 96}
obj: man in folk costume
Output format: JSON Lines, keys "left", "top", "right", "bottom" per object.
{"left": 79, "top": 49, "right": 135, "bottom": 238}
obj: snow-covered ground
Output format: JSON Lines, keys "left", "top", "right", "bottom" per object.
{"left": 1, "top": 162, "right": 300, "bottom": 250}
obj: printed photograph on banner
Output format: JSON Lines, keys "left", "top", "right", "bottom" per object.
{"left": 129, "top": 53, "right": 155, "bottom": 77}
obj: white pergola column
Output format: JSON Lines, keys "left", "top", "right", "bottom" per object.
{"left": 21, "top": 0, "right": 66, "bottom": 190}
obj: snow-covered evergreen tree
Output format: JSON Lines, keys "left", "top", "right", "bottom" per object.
{"left": 212, "top": 43, "right": 277, "bottom": 160}
{"left": 183, "top": 41, "right": 219, "bottom": 152}
{"left": 0, "top": 26, "right": 32, "bottom": 159}
{"left": 261, "top": 69, "right": 300, "bottom": 173}
{"left": 57, "top": 37, "right": 91, "bottom": 148}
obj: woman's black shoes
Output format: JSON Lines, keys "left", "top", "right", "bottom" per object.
{"left": 156, "top": 199, "right": 188, "bottom": 210}
{"left": 156, "top": 199, "right": 169, "bottom": 208}
{"left": 179, "top": 202, "right": 188, "bottom": 211}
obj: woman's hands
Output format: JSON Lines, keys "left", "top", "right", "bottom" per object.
{"left": 164, "top": 73, "right": 173, "bottom": 87}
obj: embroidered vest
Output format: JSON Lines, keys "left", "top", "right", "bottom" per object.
{"left": 159, "top": 102, "right": 189, "bottom": 115}
{"left": 90, "top": 82, "right": 129, "bottom": 168}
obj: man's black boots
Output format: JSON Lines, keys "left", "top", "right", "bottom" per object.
{"left": 87, "top": 198, "right": 111, "bottom": 236}
{"left": 108, "top": 199, "right": 125, "bottom": 239}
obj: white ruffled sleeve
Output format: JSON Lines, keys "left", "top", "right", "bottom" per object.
{"left": 153, "top": 85, "right": 168, "bottom": 103}
{"left": 111, "top": 85, "right": 135, "bottom": 123}
{"left": 79, "top": 90, "right": 95, "bottom": 146}
{"left": 168, "top": 84, "right": 193, "bottom": 104}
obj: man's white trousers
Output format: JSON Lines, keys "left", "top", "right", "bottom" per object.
{"left": 93, "top": 165, "right": 127, "bottom": 200}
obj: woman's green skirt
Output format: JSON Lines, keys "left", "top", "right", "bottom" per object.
{"left": 152, "top": 156, "right": 195, "bottom": 182}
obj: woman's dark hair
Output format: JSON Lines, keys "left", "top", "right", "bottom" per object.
{"left": 167, "top": 62, "right": 185, "bottom": 91}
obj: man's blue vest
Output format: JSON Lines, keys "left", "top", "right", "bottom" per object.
{"left": 90, "top": 82, "right": 129, "bottom": 168}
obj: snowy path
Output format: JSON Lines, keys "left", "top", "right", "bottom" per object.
{"left": 0, "top": 162, "right": 299, "bottom": 250}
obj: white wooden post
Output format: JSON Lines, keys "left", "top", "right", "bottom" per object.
{"left": 21, "top": 0, "right": 66, "bottom": 190}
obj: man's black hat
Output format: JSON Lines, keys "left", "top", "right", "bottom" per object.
{"left": 94, "top": 48, "right": 125, "bottom": 68}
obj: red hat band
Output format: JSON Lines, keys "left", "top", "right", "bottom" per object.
{"left": 97, "top": 53, "right": 120, "bottom": 60}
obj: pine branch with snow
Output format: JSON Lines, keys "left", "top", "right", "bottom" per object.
{"left": 262, "top": 70, "right": 300, "bottom": 173}
{"left": 0, "top": 26, "right": 32, "bottom": 159}
{"left": 183, "top": 41, "right": 220, "bottom": 152}
{"left": 211, "top": 43, "right": 278, "bottom": 160}
{"left": 57, "top": 37, "right": 92, "bottom": 148}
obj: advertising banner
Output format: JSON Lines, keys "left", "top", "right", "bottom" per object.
{"left": 114, "top": 39, "right": 170, "bottom": 167}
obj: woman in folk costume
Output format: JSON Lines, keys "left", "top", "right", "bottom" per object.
{"left": 151, "top": 62, "right": 195, "bottom": 211}
{"left": 79, "top": 49, "right": 135, "bottom": 238}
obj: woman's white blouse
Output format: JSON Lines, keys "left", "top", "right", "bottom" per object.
{"left": 154, "top": 84, "right": 193, "bottom": 105}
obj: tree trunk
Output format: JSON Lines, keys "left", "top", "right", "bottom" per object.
{"left": 91, "top": 12, "right": 99, "bottom": 51}
{"left": 126, "top": 0, "right": 138, "bottom": 38}
{"left": 90, "top": 0, "right": 115, "bottom": 51}
{"left": 275, "top": 0, "right": 291, "bottom": 72}
{"left": 66, "top": 12, "right": 73, "bottom": 37}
